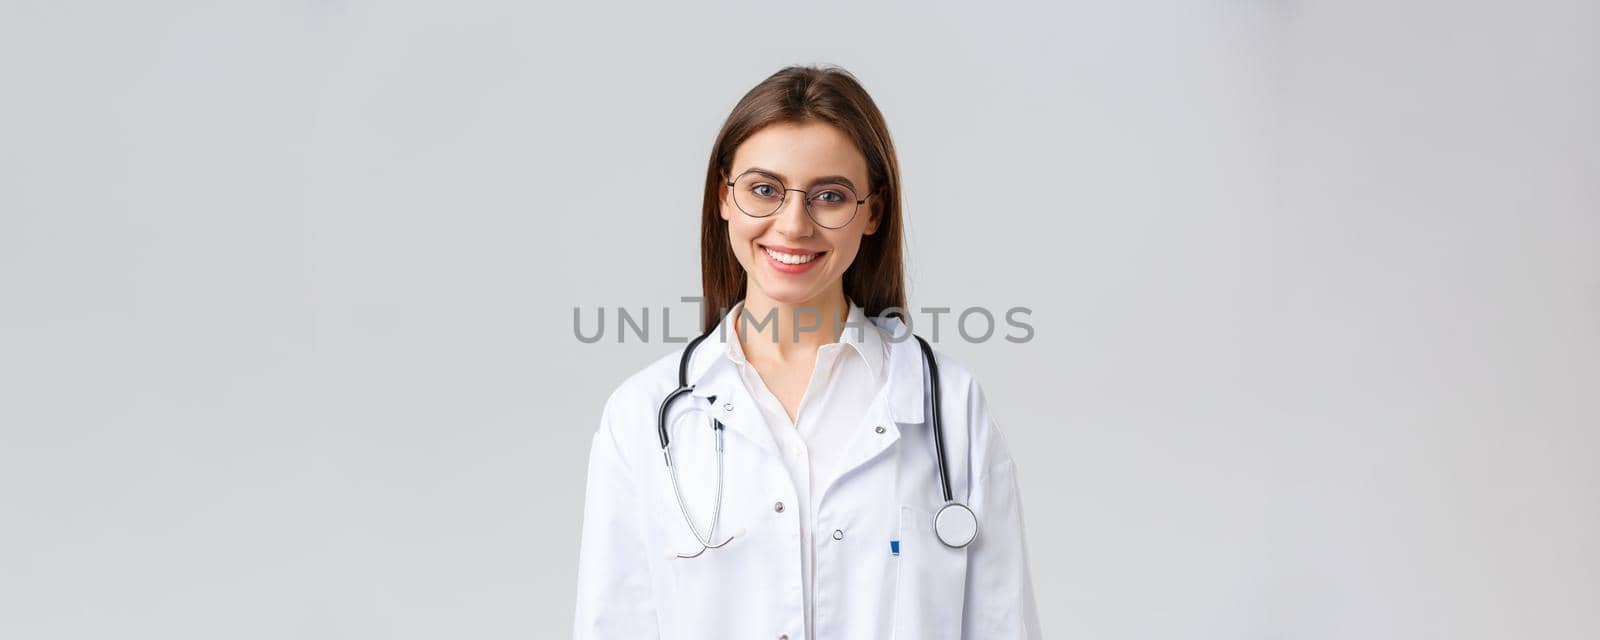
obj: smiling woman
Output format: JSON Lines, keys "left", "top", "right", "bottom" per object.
{"left": 697, "top": 67, "right": 907, "bottom": 336}
{"left": 574, "top": 65, "right": 1041, "bottom": 640}
{"left": 720, "top": 121, "right": 882, "bottom": 295}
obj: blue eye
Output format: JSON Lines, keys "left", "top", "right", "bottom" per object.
{"left": 751, "top": 184, "right": 780, "bottom": 198}
{"left": 813, "top": 190, "right": 845, "bottom": 204}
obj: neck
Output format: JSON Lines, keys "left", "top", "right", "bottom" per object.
{"left": 735, "top": 287, "right": 850, "bottom": 364}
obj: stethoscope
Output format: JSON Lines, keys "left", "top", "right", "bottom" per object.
{"left": 657, "top": 329, "right": 979, "bottom": 559}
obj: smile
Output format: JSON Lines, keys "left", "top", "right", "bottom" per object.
{"left": 759, "top": 244, "right": 826, "bottom": 273}
{"left": 763, "top": 246, "right": 822, "bottom": 264}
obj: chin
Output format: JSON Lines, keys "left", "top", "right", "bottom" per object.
{"left": 754, "top": 279, "right": 825, "bottom": 305}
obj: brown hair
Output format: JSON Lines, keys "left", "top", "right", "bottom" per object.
{"left": 698, "top": 65, "right": 908, "bottom": 333}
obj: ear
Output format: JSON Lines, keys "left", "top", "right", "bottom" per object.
{"left": 862, "top": 196, "right": 883, "bottom": 235}
{"left": 718, "top": 178, "right": 733, "bottom": 222}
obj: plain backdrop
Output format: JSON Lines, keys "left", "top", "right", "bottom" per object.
{"left": 2, "top": 1, "right": 1596, "bottom": 638}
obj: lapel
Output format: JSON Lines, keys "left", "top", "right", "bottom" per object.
{"left": 682, "top": 302, "right": 774, "bottom": 456}
{"left": 688, "top": 354, "right": 778, "bottom": 457}
{"left": 873, "top": 313, "right": 928, "bottom": 426}
{"left": 814, "top": 314, "right": 929, "bottom": 503}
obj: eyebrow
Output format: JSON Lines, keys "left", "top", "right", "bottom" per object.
{"left": 741, "top": 166, "right": 862, "bottom": 194}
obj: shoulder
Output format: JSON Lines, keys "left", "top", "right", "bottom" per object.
{"left": 920, "top": 340, "right": 979, "bottom": 392}
{"left": 914, "top": 340, "right": 1017, "bottom": 481}
{"left": 601, "top": 347, "right": 685, "bottom": 420}
{"left": 588, "top": 346, "right": 694, "bottom": 469}
{"left": 903, "top": 335, "right": 986, "bottom": 409}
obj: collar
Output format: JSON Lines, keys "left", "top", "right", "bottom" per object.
{"left": 686, "top": 298, "right": 925, "bottom": 425}
{"left": 719, "top": 297, "right": 886, "bottom": 382}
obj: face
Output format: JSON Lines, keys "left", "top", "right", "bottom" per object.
{"left": 719, "top": 120, "right": 882, "bottom": 307}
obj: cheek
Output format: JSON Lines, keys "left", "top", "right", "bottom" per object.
{"left": 724, "top": 219, "right": 761, "bottom": 267}
{"left": 725, "top": 216, "right": 758, "bottom": 243}
{"left": 827, "top": 235, "right": 867, "bottom": 268}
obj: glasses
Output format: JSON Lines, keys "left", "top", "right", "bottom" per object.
{"left": 726, "top": 169, "right": 870, "bottom": 230}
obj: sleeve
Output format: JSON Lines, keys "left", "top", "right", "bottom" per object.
{"left": 961, "top": 381, "right": 1044, "bottom": 639}
{"left": 572, "top": 395, "right": 661, "bottom": 638}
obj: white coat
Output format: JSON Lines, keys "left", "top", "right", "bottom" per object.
{"left": 574, "top": 314, "right": 1042, "bottom": 639}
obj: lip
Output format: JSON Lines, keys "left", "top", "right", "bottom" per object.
{"left": 758, "top": 243, "right": 826, "bottom": 275}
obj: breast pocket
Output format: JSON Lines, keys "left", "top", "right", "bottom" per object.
{"left": 892, "top": 505, "right": 970, "bottom": 639}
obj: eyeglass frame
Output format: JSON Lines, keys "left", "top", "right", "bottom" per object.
{"left": 724, "top": 168, "right": 873, "bottom": 230}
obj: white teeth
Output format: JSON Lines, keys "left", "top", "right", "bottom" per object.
{"left": 764, "top": 246, "right": 820, "bottom": 265}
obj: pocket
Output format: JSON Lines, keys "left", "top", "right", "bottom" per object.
{"left": 891, "top": 505, "right": 970, "bottom": 639}
{"left": 654, "top": 498, "right": 783, "bottom": 637}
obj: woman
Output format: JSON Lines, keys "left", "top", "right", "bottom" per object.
{"left": 574, "top": 65, "right": 1041, "bottom": 639}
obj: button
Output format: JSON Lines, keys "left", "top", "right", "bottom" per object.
{"left": 723, "top": 402, "right": 734, "bottom": 411}
{"left": 832, "top": 529, "right": 844, "bottom": 540}
{"left": 774, "top": 501, "right": 785, "bottom": 513}
{"left": 779, "top": 635, "right": 789, "bottom": 640}
{"left": 875, "top": 425, "right": 886, "bottom": 434}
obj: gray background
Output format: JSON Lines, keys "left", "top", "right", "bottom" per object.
{"left": 2, "top": 1, "right": 1596, "bottom": 638}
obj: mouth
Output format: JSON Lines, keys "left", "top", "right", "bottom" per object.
{"left": 759, "top": 244, "right": 827, "bottom": 273}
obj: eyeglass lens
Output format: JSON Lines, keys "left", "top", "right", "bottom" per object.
{"left": 730, "top": 171, "right": 860, "bottom": 228}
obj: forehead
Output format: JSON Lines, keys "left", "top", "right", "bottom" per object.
{"left": 730, "top": 121, "right": 868, "bottom": 184}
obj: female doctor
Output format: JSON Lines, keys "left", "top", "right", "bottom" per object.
{"left": 574, "top": 65, "right": 1042, "bottom": 639}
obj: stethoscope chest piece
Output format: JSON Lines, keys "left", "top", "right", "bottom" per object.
{"left": 934, "top": 502, "right": 978, "bottom": 548}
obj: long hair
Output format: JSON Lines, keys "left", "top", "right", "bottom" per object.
{"left": 698, "top": 65, "right": 908, "bottom": 333}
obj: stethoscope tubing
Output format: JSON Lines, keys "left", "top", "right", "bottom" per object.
{"left": 913, "top": 334, "right": 953, "bottom": 505}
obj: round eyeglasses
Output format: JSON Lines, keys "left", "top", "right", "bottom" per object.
{"left": 726, "top": 169, "right": 870, "bottom": 230}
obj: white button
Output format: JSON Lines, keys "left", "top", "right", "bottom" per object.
{"left": 723, "top": 402, "right": 734, "bottom": 411}
{"left": 875, "top": 425, "right": 886, "bottom": 433}
{"left": 832, "top": 529, "right": 844, "bottom": 540}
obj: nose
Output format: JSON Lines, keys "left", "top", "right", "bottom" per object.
{"left": 774, "top": 190, "right": 816, "bottom": 238}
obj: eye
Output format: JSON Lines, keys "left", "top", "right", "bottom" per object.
{"left": 750, "top": 183, "right": 780, "bottom": 199}
{"left": 812, "top": 190, "right": 846, "bottom": 204}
